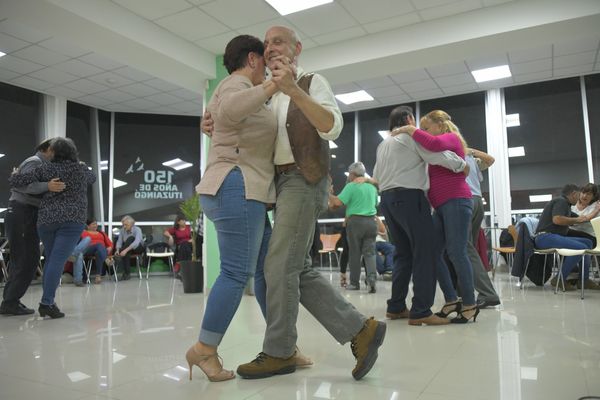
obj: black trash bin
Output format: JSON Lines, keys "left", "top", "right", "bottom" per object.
{"left": 180, "top": 260, "right": 203, "bottom": 293}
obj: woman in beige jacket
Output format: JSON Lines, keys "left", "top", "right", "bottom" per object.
{"left": 185, "top": 34, "right": 280, "bottom": 382}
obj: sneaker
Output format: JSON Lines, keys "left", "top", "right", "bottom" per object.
{"left": 346, "top": 284, "right": 360, "bottom": 291}
{"left": 386, "top": 309, "right": 409, "bottom": 320}
{"left": 350, "top": 317, "right": 386, "bottom": 380}
{"left": 236, "top": 352, "right": 296, "bottom": 379}
{"left": 476, "top": 299, "right": 501, "bottom": 309}
{"left": 38, "top": 303, "right": 65, "bottom": 319}
{"left": 577, "top": 279, "right": 600, "bottom": 290}
{"left": 0, "top": 301, "right": 35, "bottom": 316}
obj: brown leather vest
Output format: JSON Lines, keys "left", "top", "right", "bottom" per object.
{"left": 285, "top": 73, "right": 330, "bottom": 185}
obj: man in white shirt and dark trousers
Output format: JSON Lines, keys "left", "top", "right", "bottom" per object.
{"left": 374, "top": 105, "right": 466, "bottom": 326}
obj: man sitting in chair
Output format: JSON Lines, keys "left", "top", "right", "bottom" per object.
{"left": 535, "top": 184, "right": 600, "bottom": 290}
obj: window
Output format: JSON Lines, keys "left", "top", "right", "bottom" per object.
{"left": 112, "top": 113, "right": 201, "bottom": 222}
{"left": 504, "top": 78, "right": 588, "bottom": 210}
{"left": 0, "top": 82, "right": 39, "bottom": 226}
{"left": 585, "top": 73, "right": 600, "bottom": 182}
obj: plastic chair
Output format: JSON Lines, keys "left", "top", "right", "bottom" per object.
{"left": 492, "top": 225, "right": 517, "bottom": 272}
{"left": 554, "top": 248, "right": 586, "bottom": 299}
{"left": 520, "top": 248, "right": 557, "bottom": 289}
{"left": 145, "top": 245, "right": 175, "bottom": 279}
{"left": 84, "top": 255, "right": 118, "bottom": 284}
{"left": 319, "top": 233, "right": 341, "bottom": 271}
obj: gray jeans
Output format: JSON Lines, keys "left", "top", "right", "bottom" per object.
{"left": 262, "top": 170, "right": 366, "bottom": 358}
{"left": 346, "top": 215, "right": 378, "bottom": 287}
{"left": 470, "top": 196, "right": 499, "bottom": 302}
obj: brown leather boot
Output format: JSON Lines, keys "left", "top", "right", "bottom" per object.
{"left": 350, "top": 317, "right": 386, "bottom": 380}
{"left": 236, "top": 352, "right": 296, "bottom": 379}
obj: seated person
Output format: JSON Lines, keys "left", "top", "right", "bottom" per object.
{"left": 114, "top": 215, "right": 144, "bottom": 280}
{"left": 570, "top": 182, "right": 600, "bottom": 247}
{"left": 74, "top": 219, "right": 113, "bottom": 284}
{"left": 535, "top": 184, "right": 600, "bottom": 290}
{"left": 375, "top": 216, "right": 394, "bottom": 277}
{"left": 163, "top": 216, "right": 193, "bottom": 274}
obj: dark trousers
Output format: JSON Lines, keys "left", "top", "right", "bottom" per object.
{"left": 2, "top": 201, "right": 40, "bottom": 306}
{"left": 176, "top": 242, "right": 192, "bottom": 262}
{"left": 115, "top": 237, "right": 144, "bottom": 274}
{"left": 380, "top": 189, "right": 437, "bottom": 319}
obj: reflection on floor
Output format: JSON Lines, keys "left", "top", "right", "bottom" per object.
{"left": 1, "top": 269, "right": 599, "bottom": 400}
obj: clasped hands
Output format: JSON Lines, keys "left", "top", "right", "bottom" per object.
{"left": 268, "top": 55, "right": 297, "bottom": 95}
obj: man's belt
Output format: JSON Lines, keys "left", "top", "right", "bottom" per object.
{"left": 276, "top": 163, "right": 298, "bottom": 174}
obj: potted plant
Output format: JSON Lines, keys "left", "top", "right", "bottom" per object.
{"left": 178, "top": 192, "right": 203, "bottom": 293}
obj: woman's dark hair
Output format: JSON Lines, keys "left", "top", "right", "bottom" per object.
{"left": 223, "top": 35, "right": 264, "bottom": 74}
{"left": 174, "top": 216, "right": 185, "bottom": 228}
{"left": 581, "top": 183, "right": 599, "bottom": 203}
{"left": 388, "top": 105, "right": 414, "bottom": 131}
{"left": 86, "top": 219, "right": 97, "bottom": 226}
{"left": 50, "top": 137, "right": 79, "bottom": 162}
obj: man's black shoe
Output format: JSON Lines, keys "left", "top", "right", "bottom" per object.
{"left": 476, "top": 299, "right": 501, "bottom": 309}
{"left": 0, "top": 301, "right": 35, "bottom": 316}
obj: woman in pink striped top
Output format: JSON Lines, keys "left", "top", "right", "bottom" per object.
{"left": 394, "top": 110, "right": 478, "bottom": 323}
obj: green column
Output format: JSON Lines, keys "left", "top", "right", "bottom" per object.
{"left": 203, "top": 55, "right": 228, "bottom": 289}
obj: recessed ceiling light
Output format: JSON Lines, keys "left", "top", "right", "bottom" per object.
{"left": 162, "top": 158, "right": 193, "bottom": 170}
{"left": 508, "top": 146, "right": 525, "bottom": 157}
{"left": 113, "top": 179, "right": 127, "bottom": 188}
{"left": 264, "top": 0, "right": 333, "bottom": 15}
{"left": 329, "top": 141, "right": 338, "bottom": 149}
{"left": 378, "top": 130, "right": 388, "bottom": 139}
{"left": 331, "top": 154, "right": 336, "bottom": 158}
{"left": 335, "top": 90, "right": 374, "bottom": 105}
{"left": 0, "top": 51, "right": 5, "bottom": 58}
{"left": 529, "top": 194, "right": 552, "bottom": 203}
{"left": 471, "top": 65, "right": 511, "bottom": 83}
{"left": 506, "top": 113, "right": 520, "bottom": 127}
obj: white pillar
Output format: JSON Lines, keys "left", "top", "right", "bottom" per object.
{"left": 485, "top": 89, "right": 512, "bottom": 230}
{"left": 39, "top": 94, "right": 67, "bottom": 140}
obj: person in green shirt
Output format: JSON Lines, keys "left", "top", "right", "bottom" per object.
{"left": 329, "top": 162, "right": 379, "bottom": 292}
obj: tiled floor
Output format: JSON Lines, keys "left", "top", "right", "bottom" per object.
{"left": 1, "top": 270, "right": 599, "bottom": 400}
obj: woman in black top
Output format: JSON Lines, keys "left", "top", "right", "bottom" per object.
{"left": 9, "top": 138, "right": 96, "bottom": 318}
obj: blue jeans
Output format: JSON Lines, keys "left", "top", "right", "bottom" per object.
{"left": 375, "top": 241, "right": 395, "bottom": 274}
{"left": 535, "top": 233, "right": 592, "bottom": 279}
{"left": 38, "top": 222, "right": 85, "bottom": 305}
{"left": 198, "top": 168, "right": 271, "bottom": 346}
{"left": 433, "top": 198, "right": 476, "bottom": 306}
{"left": 72, "top": 236, "right": 91, "bottom": 283}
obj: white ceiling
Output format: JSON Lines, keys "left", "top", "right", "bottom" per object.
{"left": 0, "top": 0, "right": 599, "bottom": 116}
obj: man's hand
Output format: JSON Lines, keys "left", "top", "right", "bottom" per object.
{"left": 48, "top": 178, "right": 65, "bottom": 192}
{"left": 201, "top": 111, "right": 214, "bottom": 137}
{"left": 462, "top": 163, "right": 470, "bottom": 176}
{"left": 119, "top": 248, "right": 129, "bottom": 257}
{"left": 270, "top": 57, "right": 298, "bottom": 95}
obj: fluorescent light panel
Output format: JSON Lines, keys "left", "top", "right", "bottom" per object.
{"left": 378, "top": 130, "right": 388, "bottom": 139}
{"left": 529, "top": 194, "right": 552, "bottom": 203}
{"left": 471, "top": 65, "right": 511, "bottom": 83}
{"left": 335, "top": 90, "right": 374, "bottom": 105}
{"left": 265, "top": 0, "right": 333, "bottom": 15}
{"left": 505, "top": 113, "right": 520, "bottom": 127}
{"left": 0, "top": 153, "right": 5, "bottom": 158}
{"left": 0, "top": 51, "right": 6, "bottom": 58}
{"left": 0, "top": 208, "right": 6, "bottom": 214}
{"left": 113, "top": 179, "right": 127, "bottom": 188}
{"left": 508, "top": 146, "right": 525, "bottom": 157}
{"left": 328, "top": 141, "right": 338, "bottom": 149}
{"left": 100, "top": 160, "right": 108, "bottom": 170}
{"left": 162, "top": 158, "right": 193, "bottom": 170}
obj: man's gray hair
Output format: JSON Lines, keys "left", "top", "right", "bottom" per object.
{"left": 348, "top": 162, "right": 366, "bottom": 177}
{"left": 121, "top": 215, "right": 135, "bottom": 225}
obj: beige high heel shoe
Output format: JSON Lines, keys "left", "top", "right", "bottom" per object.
{"left": 185, "top": 346, "right": 235, "bottom": 382}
